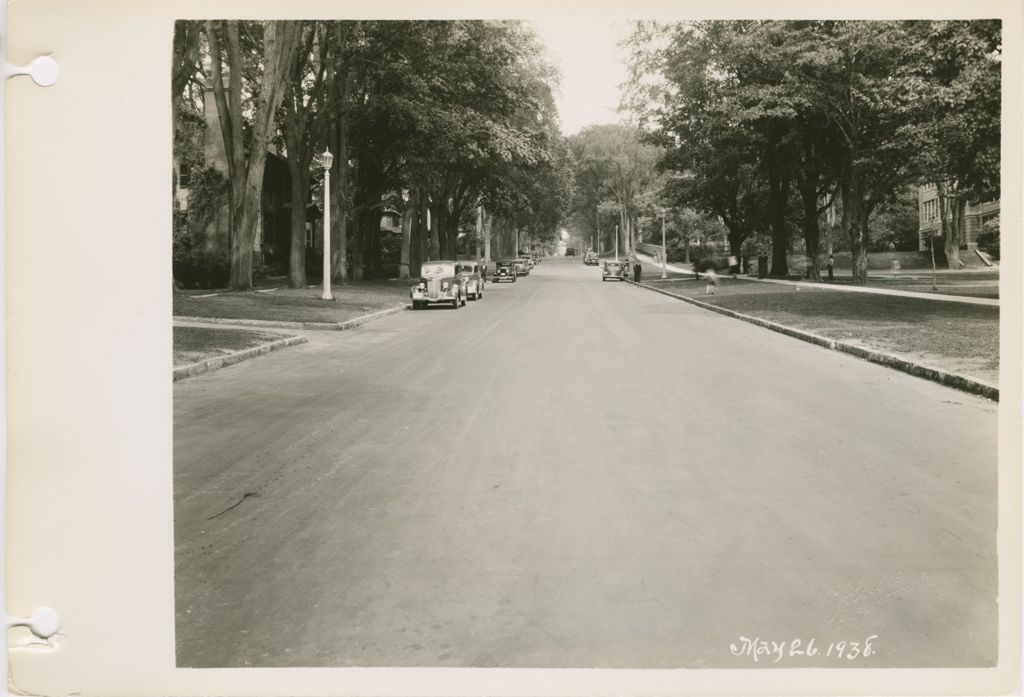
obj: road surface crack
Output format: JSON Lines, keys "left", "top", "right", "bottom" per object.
{"left": 207, "top": 491, "right": 262, "bottom": 520}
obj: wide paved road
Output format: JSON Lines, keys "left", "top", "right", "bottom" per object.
{"left": 174, "top": 258, "right": 997, "bottom": 668}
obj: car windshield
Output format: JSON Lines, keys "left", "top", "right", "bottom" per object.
{"left": 460, "top": 265, "right": 478, "bottom": 274}
{"left": 421, "top": 263, "right": 456, "bottom": 278}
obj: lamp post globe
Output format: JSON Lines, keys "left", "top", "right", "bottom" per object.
{"left": 321, "top": 148, "right": 333, "bottom": 301}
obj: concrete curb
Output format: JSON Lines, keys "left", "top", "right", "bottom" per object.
{"left": 174, "top": 303, "right": 409, "bottom": 331}
{"left": 173, "top": 335, "right": 308, "bottom": 382}
{"left": 628, "top": 279, "right": 999, "bottom": 401}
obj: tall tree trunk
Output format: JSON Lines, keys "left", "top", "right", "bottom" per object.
{"left": 427, "top": 198, "right": 439, "bottom": 260}
{"left": 330, "top": 70, "right": 351, "bottom": 283}
{"left": 942, "top": 188, "right": 966, "bottom": 269}
{"left": 768, "top": 166, "right": 790, "bottom": 278}
{"left": 483, "top": 209, "right": 492, "bottom": 265}
{"left": 410, "top": 188, "right": 425, "bottom": 272}
{"left": 799, "top": 184, "right": 822, "bottom": 282}
{"left": 475, "top": 206, "right": 483, "bottom": 263}
{"left": 365, "top": 205, "right": 384, "bottom": 278}
{"left": 844, "top": 173, "right": 869, "bottom": 285}
{"left": 287, "top": 170, "right": 309, "bottom": 287}
{"left": 212, "top": 20, "right": 302, "bottom": 291}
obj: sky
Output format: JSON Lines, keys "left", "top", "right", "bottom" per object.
{"left": 530, "top": 19, "right": 631, "bottom": 136}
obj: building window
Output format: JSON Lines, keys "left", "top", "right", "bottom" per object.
{"left": 179, "top": 163, "right": 191, "bottom": 188}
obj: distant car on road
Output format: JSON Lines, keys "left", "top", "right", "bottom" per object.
{"left": 513, "top": 259, "right": 530, "bottom": 277}
{"left": 410, "top": 260, "right": 466, "bottom": 309}
{"left": 583, "top": 251, "right": 599, "bottom": 265}
{"left": 601, "top": 259, "right": 628, "bottom": 281}
{"left": 457, "top": 260, "right": 485, "bottom": 301}
{"left": 493, "top": 259, "right": 517, "bottom": 283}
{"left": 566, "top": 247, "right": 577, "bottom": 257}
{"left": 517, "top": 256, "right": 534, "bottom": 272}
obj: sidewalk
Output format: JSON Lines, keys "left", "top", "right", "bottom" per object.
{"left": 627, "top": 254, "right": 999, "bottom": 399}
{"left": 632, "top": 252, "right": 999, "bottom": 306}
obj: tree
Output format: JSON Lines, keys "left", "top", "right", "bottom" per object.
{"left": 206, "top": 20, "right": 304, "bottom": 291}
{"left": 281, "top": 22, "right": 328, "bottom": 288}
{"left": 910, "top": 20, "right": 1001, "bottom": 268}
{"left": 566, "top": 124, "right": 661, "bottom": 256}
{"left": 625, "top": 23, "right": 764, "bottom": 266}
{"left": 780, "top": 21, "right": 923, "bottom": 284}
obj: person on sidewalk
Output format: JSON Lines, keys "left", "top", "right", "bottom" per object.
{"left": 633, "top": 259, "right": 642, "bottom": 282}
{"left": 704, "top": 262, "right": 720, "bottom": 292}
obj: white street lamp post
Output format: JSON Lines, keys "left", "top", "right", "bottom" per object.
{"left": 661, "top": 209, "right": 668, "bottom": 279}
{"left": 321, "top": 148, "right": 334, "bottom": 301}
{"left": 614, "top": 224, "right": 619, "bottom": 261}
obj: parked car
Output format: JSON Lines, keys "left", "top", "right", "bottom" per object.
{"left": 493, "top": 259, "right": 517, "bottom": 283}
{"left": 410, "top": 260, "right": 466, "bottom": 309}
{"left": 457, "top": 260, "right": 485, "bottom": 300}
{"left": 583, "top": 251, "right": 599, "bottom": 265}
{"left": 513, "top": 259, "right": 529, "bottom": 276}
{"left": 517, "top": 255, "right": 534, "bottom": 271}
{"left": 566, "top": 247, "right": 577, "bottom": 256}
{"left": 601, "top": 259, "right": 628, "bottom": 281}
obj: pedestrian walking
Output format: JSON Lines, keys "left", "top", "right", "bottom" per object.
{"left": 633, "top": 259, "right": 642, "bottom": 282}
{"left": 704, "top": 265, "right": 719, "bottom": 294}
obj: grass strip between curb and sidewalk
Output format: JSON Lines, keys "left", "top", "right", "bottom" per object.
{"left": 174, "top": 334, "right": 308, "bottom": 382}
{"left": 174, "top": 303, "right": 409, "bottom": 331}
{"left": 627, "top": 279, "right": 998, "bottom": 401}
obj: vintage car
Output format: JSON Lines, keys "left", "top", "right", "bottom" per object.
{"left": 410, "top": 261, "right": 466, "bottom": 309}
{"left": 583, "top": 251, "right": 599, "bottom": 265}
{"left": 493, "top": 259, "right": 517, "bottom": 282}
{"left": 601, "top": 259, "right": 629, "bottom": 281}
{"left": 517, "top": 256, "right": 534, "bottom": 272}
{"left": 513, "top": 259, "right": 530, "bottom": 277}
{"left": 457, "top": 260, "right": 485, "bottom": 301}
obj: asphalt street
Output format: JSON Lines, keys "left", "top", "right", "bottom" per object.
{"left": 174, "top": 257, "right": 997, "bottom": 668}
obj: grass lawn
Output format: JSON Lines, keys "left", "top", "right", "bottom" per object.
{"left": 173, "top": 326, "right": 294, "bottom": 367}
{"left": 173, "top": 280, "right": 409, "bottom": 324}
{"left": 827, "top": 274, "right": 999, "bottom": 299}
{"left": 652, "top": 277, "right": 1000, "bottom": 385}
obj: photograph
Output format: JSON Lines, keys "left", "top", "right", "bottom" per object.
{"left": 169, "top": 16, "right": 1006, "bottom": 672}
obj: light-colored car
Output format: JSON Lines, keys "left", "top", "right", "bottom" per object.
{"left": 457, "top": 260, "right": 485, "bottom": 301}
{"left": 513, "top": 259, "right": 529, "bottom": 277}
{"left": 601, "top": 260, "right": 628, "bottom": 281}
{"left": 410, "top": 261, "right": 466, "bottom": 309}
{"left": 583, "top": 251, "right": 599, "bottom": 265}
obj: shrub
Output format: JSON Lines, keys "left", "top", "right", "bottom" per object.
{"left": 976, "top": 217, "right": 1000, "bottom": 260}
{"left": 173, "top": 230, "right": 230, "bottom": 288}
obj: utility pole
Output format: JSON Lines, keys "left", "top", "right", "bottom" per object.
{"left": 661, "top": 209, "right": 667, "bottom": 279}
{"left": 614, "top": 224, "right": 619, "bottom": 261}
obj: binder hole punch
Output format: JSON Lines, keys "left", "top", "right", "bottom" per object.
{"left": 8, "top": 607, "right": 60, "bottom": 640}
{"left": 5, "top": 55, "right": 59, "bottom": 86}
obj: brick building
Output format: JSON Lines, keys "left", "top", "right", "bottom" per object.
{"left": 917, "top": 183, "right": 999, "bottom": 251}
